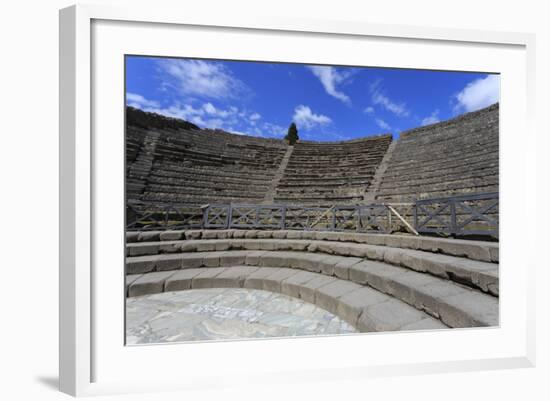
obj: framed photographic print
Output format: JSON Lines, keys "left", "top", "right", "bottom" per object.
{"left": 59, "top": 3, "right": 536, "bottom": 397}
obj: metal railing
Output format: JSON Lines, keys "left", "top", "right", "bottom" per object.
{"left": 127, "top": 192, "right": 498, "bottom": 237}
{"left": 414, "top": 192, "right": 498, "bottom": 237}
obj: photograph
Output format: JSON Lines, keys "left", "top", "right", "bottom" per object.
{"left": 124, "top": 55, "right": 500, "bottom": 344}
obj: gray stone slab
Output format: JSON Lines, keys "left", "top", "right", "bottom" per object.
{"left": 258, "top": 251, "right": 293, "bottom": 268}
{"left": 334, "top": 257, "right": 363, "bottom": 280}
{"left": 244, "top": 251, "right": 267, "bottom": 266}
{"left": 126, "top": 232, "right": 139, "bottom": 243}
{"left": 280, "top": 270, "right": 319, "bottom": 298}
{"left": 126, "top": 254, "right": 182, "bottom": 274}
{"left": 202, "top": 253, "right": 221, "bottom": 267}
{"left": 243, "top": 267, "right": 282, "bottom": 290}
{"left": 159, "top": 230, "right": 185, "bottom": 241}
{"left": 348, "top": 260, "right": 403, "bottom": 291}
{"left": 357, "top": 299, "right": 430, "bottom": 332}
{"left": 184, "top": 230, "right": 202, "bottom": 239}
{"left": 126, "top": 274, "right": 142, "bottom": 296}
{"left": 315, "top": 280, "right": 363, "bottom": 315}
{"left": 438, "top": 290, "right": 499, "bottom": 327}
{"left": 262, "top": 268, "right": 300, "bottom": 293}
{"left": 211, "top": 266, "right": 259, "bottom": 287}
{"left": 336, "top": 286, "right": 388, "bottom": 326}
{"left": 286, "top": 231, "right": 303, "bottom": 239}
{"left": 191, "top": 267, "right": 227, "bottom": 289}
{"left": 137, "top": 231, "right": 161, "bottom": 242}
{"left": 232, "top": 230, "right": 246, "bottom": 239}
{"left": 129, "top": 271, "right": 175, "bottom": 297}
{"left": 298, "top": 275, "right": 337, "bottom": 304}
{"left": 127, "top": 243, "right": 160, "bottom": 257}
{"left": 218, "top": 251, "right": 252, "bottom": 266}
{"left": 164, "top": 268, "right": 203, "bottom": 292}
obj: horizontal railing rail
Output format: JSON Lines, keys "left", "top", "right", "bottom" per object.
{"left": 127, "top": 192, "right": 498, "bottom": 237}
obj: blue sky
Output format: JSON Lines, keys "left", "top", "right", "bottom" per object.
{"left": 126, "top": 56, "right": 500, "bottom": 141}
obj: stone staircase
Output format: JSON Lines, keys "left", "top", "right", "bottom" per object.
{"left": 263, "top": 145, "right": 293, "bottom": 203}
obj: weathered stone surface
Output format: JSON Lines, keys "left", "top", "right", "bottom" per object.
{"left": 348, "top": 260, "right": 402, "bottom": 290}
{"left": 159, "top": 230, "right": 184, "bottom": 241}
{"left": 126, "top": 254, "right": 181, "bottom": 274}
{"left": 126, "top": 231, "right": 139, "bottom": 243}
{"left": 334, "top": 257, "right": 363, "bottom": 280}
{"left": 202, "top": 253, "right": 221, "bottom": 267}
{"left": 438, "top": 290, "right": 499, "bottom": 327}
{"left": 126, "top": 274, "right": 142, "bottom": 295}
{"left": 357, "top": 299, "right": 429, "bottom": 332}
{"left": 184, "top": 230, "right": 202, "bottom": 240}
{"left": 212, "top": 266, "right": 259, "bottom": 287}
{"left": 129, "top": 271, "right": 175, "bottom": 296}
{"left": 336, "top": 287, "right": 388, "bottom": 326}
{"left": 243, "top": 267, "right": 282, "bottom": 289}
{"left": 191, "top": 267, "right": 226, "bottom": 288}
{"left": 164, "top": 268, "right": 203, "bottom": 291}
{"left": 280, "top": 270, "right": 319, "bottom": 298}
{"left": 286, "top": 231, "right": 303, "bottom": 239}
{"left": 244, "top": 251, "right": 267, "bottom": 266}
{"left": 318, "top": 255, "right": 345, "bottom": 276}
{"left": 232, "top": 230, "right": 246, "bottom": 239}
{"left": 218, "top": 250, "right": 251, "bottom": 266}
{"left": 179, "top": 253, "right": 204, "bottom": 269}
{"left": 298, "top": 275, "right": 336, "bottom": 304}
{"left": 137, "top": 231, "right": 162, "bottom": 242}
{"left": 258, "top": 251, "right": 292, "bottom": 268}
{"left": 262, "top": 268, "right": 299, "bottom": 293}
{"left": 315, "top": 280, "right": 363, "bottom": 315}
{"left": 127, "top": 243, "right": 160, "bottom": 257}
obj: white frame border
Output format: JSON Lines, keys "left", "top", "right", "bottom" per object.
{"left": 59, "top": 4, "right": 536, "bottom": 397}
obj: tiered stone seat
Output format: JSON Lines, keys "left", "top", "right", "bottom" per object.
{"left": 126, "top": 110, "right": 288, "bottom": 206}
{"left": 375, "top": 104, "right": 499, "bottom": 202}
{"left": 274, "top": 135, "right": 392, "bottom": 205}
{"left": 125, "top": 229, "right": 499, "bottom": 331}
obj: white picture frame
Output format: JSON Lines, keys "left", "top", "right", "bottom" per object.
{"left": 59, "top": 4, "right": 536, "bottom": 397}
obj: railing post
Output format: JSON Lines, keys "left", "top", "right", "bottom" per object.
{"left": 413, "top": 202, "right": 418, "bottom": 233}
{"left": 330, "top": 207, "right": 336, "bottom": 231}
{"left": 281, "top": 205, "right": 286, "bottom": 230}
{"left": 450, "top": 200, "right": 457, "bottom": 236}
{"left": 202, "top": 206, "right": 209, "bottom": 229}
{"left": 227, "top": 204, "right": 233, "bottom": 229}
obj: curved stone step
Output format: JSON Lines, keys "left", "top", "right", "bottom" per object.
{"left": 125, "top": 250, "right": 498, "bottom": 328}
{"left": 126, "top": 236, "right": 498, "bottom": 296}
{"left": 126, "top": 266, "right": 448, "bottom": 332}
{"left": 126, "top": 229, "right": 499, "bottom": 263}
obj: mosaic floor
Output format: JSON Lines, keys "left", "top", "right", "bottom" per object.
{"left": 126, "top": 288, "right": 357, "bottom": 344}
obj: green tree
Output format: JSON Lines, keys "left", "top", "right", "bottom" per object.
{"left": 285, "top": 122, "right": 299, "bottom": 145}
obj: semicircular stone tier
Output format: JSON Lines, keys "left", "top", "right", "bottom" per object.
{"left": 125, "top": 229, "right": 499, "bottom": 333}
{"left": 126, "top": 104, "right": 498, "bottom": 212}
{"left": 374, "top": 104, "right": 499, "bottom": 202}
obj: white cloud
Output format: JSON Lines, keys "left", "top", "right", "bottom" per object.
{"left": 364, "top": 106, "right": 375, "bottom": 115}
{"left": 127, "top": 93, "right": 286, "bottom": 138}
{"left": 249, "top": 112, "right": 261, "bottom": 121}
{"left": 307, "top": 66, "right": 352, "bottom": 104}
{"left": 293, "top": 105, "right": 332, "bottom": 130}
{"left": 126, "top": 92, "right": 160, "bottom": 109}
{"left": 157, "top": 59, "right": 247, "bottom": 99}
{"left": 369, "top": 79, "right": 410, "bottom": 117}
{"left": 375, "top": 118, "right": 391, "bottom": 131}
{"left": 454, "top": 74, "right": 500, "bottom": 113}
{"left": 421, "top": 109, "right": 440, "bottom": 126}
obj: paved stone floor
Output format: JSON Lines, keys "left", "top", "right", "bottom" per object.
{"left": 126, "top": 288, "right": 357, "bottom": 344}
